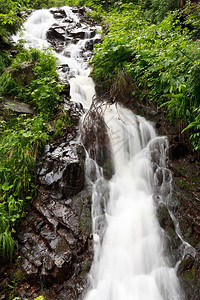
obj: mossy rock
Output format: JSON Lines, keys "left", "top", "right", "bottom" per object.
{"left": 178, "top": 256, "right": 200, "bottom": 300}
{"left": 157, "top": 202, "right": 175, "bottom": 231}
{"left": 103, "top": 158, "right": 114, "bottom": 180}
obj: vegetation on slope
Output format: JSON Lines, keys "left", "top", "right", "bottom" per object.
{"left": 0, "top": 0, "right": 199, "bottom": 262}
{"left": 79, "top": 0, "right": 200, "bottom": 152}
{"left": 0, "top": 1, "right": 67, "bottom": 262}
{"left": 0, "top": 46, "right": 66, "bottom": 261}
{"left": 59, "top": 1, "right": 200, "bottom": 152}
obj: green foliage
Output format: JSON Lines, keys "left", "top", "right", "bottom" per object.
{"left": 0, "top": 45, "right": 70, "bottom": 261}
{"left": 178, "top": 2, "right": 200, "bottom": 40}
{"left": 0, "top": 51, "right": 11, "bottom": 73}
{"left": 142, "top": 0, "right": 178, "bottom": 22}
{"left": 0, "top": 0, "right": 23, "bottom": 44}
{"left": 0, "top": 229, "right": 15, "bottom": 262}
{"left": 0, "top": 48, "right": 63, "bottom": 120}
{"left": 0, "top": 72, "right": 21, "bottom": 96}
{"left": 182, "top": 108, "right": 200, "bottom": 151}
{"left": 0, "top": 115, "right": 49, "bottom": 261}
{"left": 91, "top": 3, "right": 200, "bottom": 151}
{"left": 54, "top": 110, "right": 72, "bottom": 136}
{"left": 28, "top": 49, "right": 63, "bottom": 118}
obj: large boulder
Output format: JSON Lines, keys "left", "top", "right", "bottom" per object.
{"left": 38, "top": 135, "right": 85, "bottom": 200}
{"left": 1, "top": 98, "right": 34, "bottom": 114}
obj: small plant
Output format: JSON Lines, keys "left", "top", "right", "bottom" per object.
{"left": 0, "top": 115, "right": 49, "bottom": 261}
{"left": 91, "top": 3, "right": 200, "bottom": 150}
{"left": 0, "top": 48, "right": 64, "bottom": 120}
{"left": 54, "top": 110, "right": 72, "bottom": 136}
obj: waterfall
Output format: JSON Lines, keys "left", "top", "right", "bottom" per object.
{"left": 15, "top": 6, "right": 184, "bottom": 300}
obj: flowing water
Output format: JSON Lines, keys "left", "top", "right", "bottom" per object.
{"left": 15, "top": 7, "right": 184, "bottom": 300}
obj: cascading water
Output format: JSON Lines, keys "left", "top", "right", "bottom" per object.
{"left": 15, "top": 6, "right": 184, "bottom": 299}
{"left": 83, "top": 105, "right": 184, "bottom": 300}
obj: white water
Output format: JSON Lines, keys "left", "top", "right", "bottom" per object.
{"left": 84, "top": 107, "right": 183, "bottom": 300}
{"left": 15, "top": 7, "right": 184, "bottom": 300}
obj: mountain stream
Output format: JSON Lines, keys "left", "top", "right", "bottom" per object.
{"left": 14, "top": 6, "right": 185, "bottom": 300}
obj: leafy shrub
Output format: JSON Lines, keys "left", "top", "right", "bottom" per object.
{"left": 142, "top": 0, "right": 178, "bottom": 22}
{"left": 0, "top": 43, "right": 71, "bottom": 261}
{"left": 0, "top": 72, "right": 21, "bottom": 96}
{"left": 0, "top": 48, "right": 63, "bottom": 120}
{"left": 0, "top": 115, "right": 49, "bottom": 261}
{"left": 0, "top": 0, "right": 23, "bottom": 44}
{"left": 0, "top": 51, "right": 11, "bottom": 73}
{"left": 91, "top": 3, "right": 200, "bottom": 151}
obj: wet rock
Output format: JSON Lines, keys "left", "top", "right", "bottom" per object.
{"left": 78, "top": 7, "right": 87, "bottom": 15}
{"left": 71, "top": 7, "right": 81, "bottom": 14}
{"left": 16, "top": 187, "right": 92, "bottom": 292}
{"left": 68, "top": 29, "right": 86, "bottom": 39}
{"left": 59, "top": 64, "right": 70, "bottom": 74}
{"left": 50, "top": 9, "right": 67, "bottom": 19}
{"left": 38, "top": 140, "right": 85, "bottom": 199}
{"left": 178, "top": 255, "right": 200, "bottom": 300}
{"left": 157, "top": 202, "right": 175, "bottom": 231}
{"left": 81, "top": 108, "right": 113, "bottom": 170}
{"left": 157, "top": 202, "right": 182, "bottom": 265}
{"left": 2, "top": 98, "right": 34, "bottom": 114}
{"left": 64, "top": 101, "right": 85, "bottom": 126}
{"left": 168, "top": 135, "right": 189, "bottom": 159}
{"left": 46, "top": 25, "right": 68, "bottom": 52}
{"left": 47, "top": 26, "right": 66, "bottom": 41}
{"left": 84, "top": 38, "right": 101, "bottom": 51}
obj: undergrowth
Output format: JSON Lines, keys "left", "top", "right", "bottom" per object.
{"left": 0, "top": 46, "right": 67, "bottom": 262}
{"left": 90, "top": 1, "right": 200, "bottom": 152}
{"left": 0, "top": 115, "right": 49, "bottom": 261}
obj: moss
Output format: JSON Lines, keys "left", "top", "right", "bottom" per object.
{"left": 79, "top": 195, "right": 92, "bottom": 234}
{"left": 13, "top": 269, "right": 24, "bottom": 283}
{"left": 79, "top": 271, "right": 87, "bottom": 279}
{"left": 174, "top": 178, "right": 194, "bottom": 190}
{"left": 81, "top": 262, "right": 91, "bottom": 273}
{"left": 55, "top": 238, "right": 68, "bottom": 254}
{"left": 103, "top": 159, "right": 113, "bottom": 180}
{"left": 190, "top": 174, "right": 200, "bottom": 185}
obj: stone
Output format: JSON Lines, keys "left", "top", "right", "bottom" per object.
{"left": 2, "top": 98, "right": 34, "bottom": 114}
{"left": 50, "top": 9, "right": 67, "bottom": 19}
{"left": 47, "top": 26, "right": 66, "bottom": 41}
{"left": 81, "top": 109, "right": 113, "bottom": 169}
{"left": 38, "top": 139, "right": 85, "bottom": 199}
{"left": 157, "top": 202, "right": 175, "bottom": 231}
{"left": 177, "top": 255, "right": 200, "bottom": 300}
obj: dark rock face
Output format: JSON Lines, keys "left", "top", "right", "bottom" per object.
{"left": 50, "top": 9, "right": 67, "bottom": 20}
{"left": 46, "top": 7, "right": 101, "bottom": 55}
{"left": 38, "top": 138, "right": 85, "bottom": 200}
{"left": 156, "top": 202, "right": 182, "bottom": 266}
{"left": 12, "top": 112, "right": 94, "bottom": 298}
{"left": 81, "top": 104, "right": 114, "bottom": 180}
{"left": 16, "top": 189, "right": 92, "bottom": 299}
{"left": 178, "top": 254, "right": 200, "bottom": 300}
